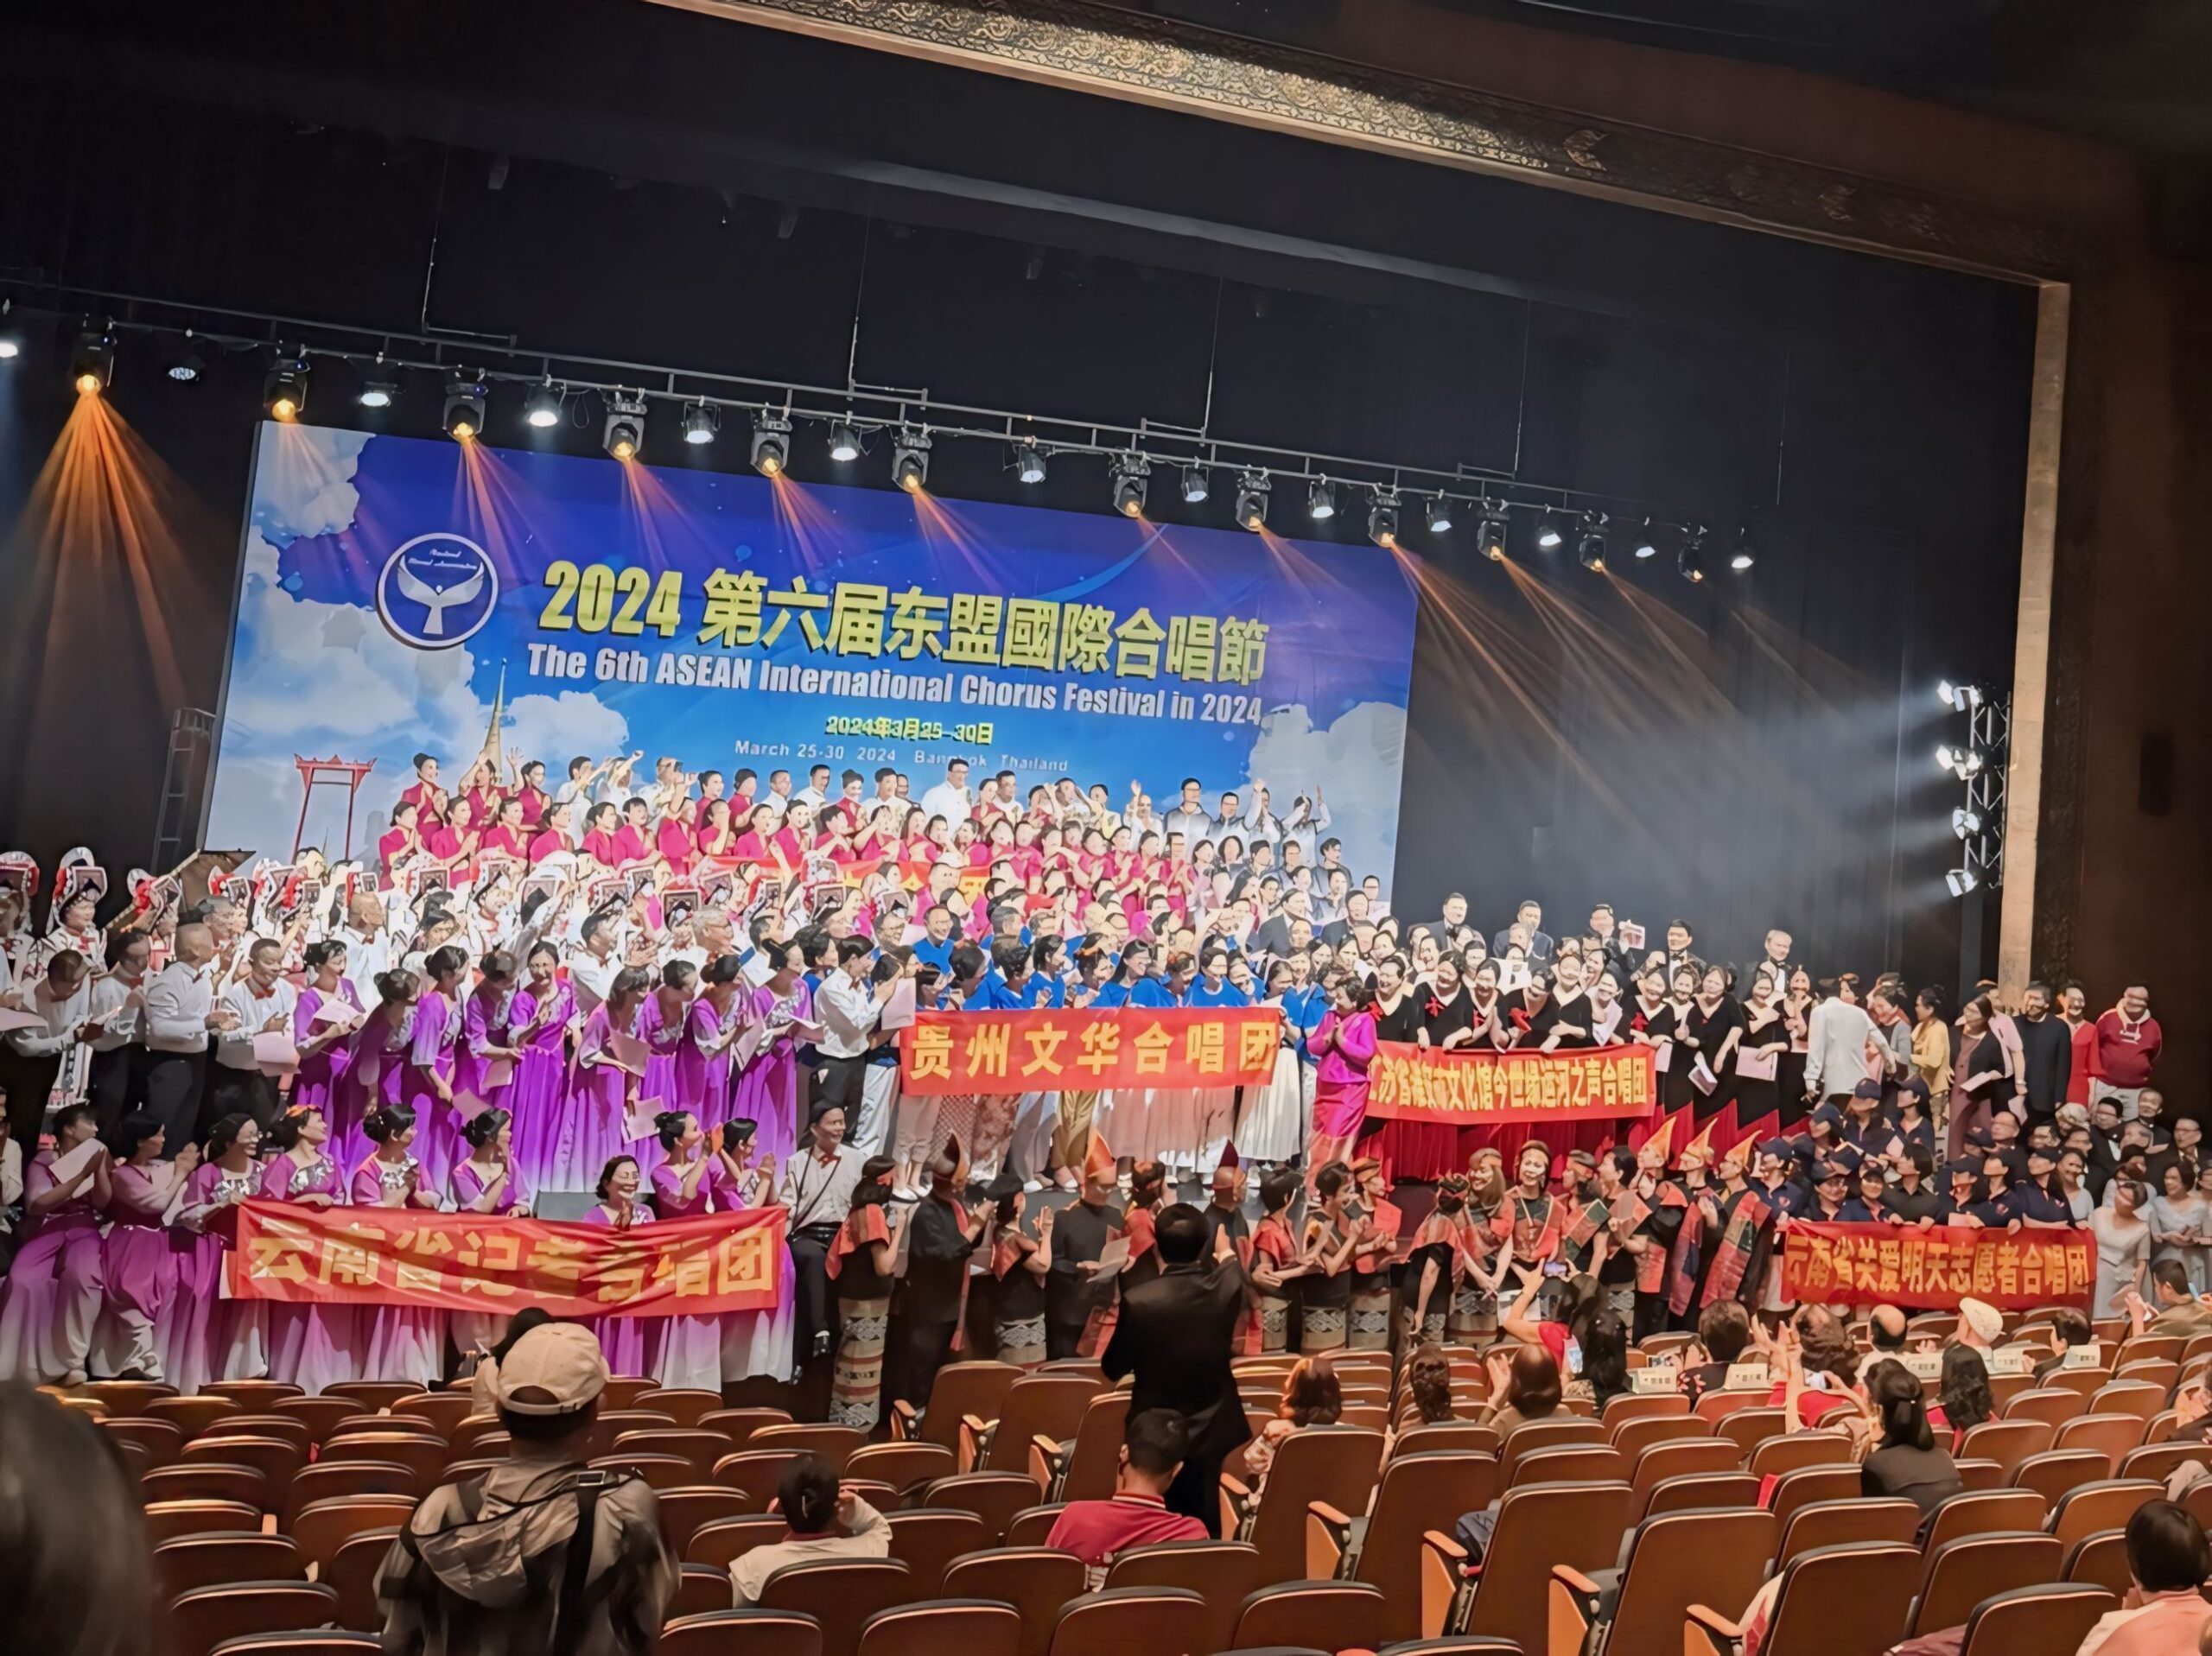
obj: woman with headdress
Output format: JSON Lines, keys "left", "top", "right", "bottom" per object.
{"left": 986, "top": 1177, "right": 1051, "bottom": 1369}
{"left": 1296, "top": 1161, "right": 1363, "bottom": 1356}
{"left": 1345, "top": 1156, "right": 1401, "bottom": 1350}
{"left": 891, "top": 1133, "right": 994, "bottom": 1409}
{"left": 824, "top": 1155, "right": 900, "bottom": 1428}
{"left": 1249, "top": 1168, "right": 1305, "bottom": 1356}
{"left": 261, "top": 1103, "right": 360, "bottom": 1394}
{"left": 1449, "top": 1151, "right": 1510, "bottom": 1342}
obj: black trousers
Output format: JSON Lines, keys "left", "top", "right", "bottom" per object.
{"left": 1166, "top": 1446, "right": 1229, "bottom": 1539}
{"left": 891, "top": 1317, "right": 960, "bottom": 1411}
{"left": 1046, "top": 1315, "right": 1090, "bottom": 1363}
{"left": 142, "top": 1050, "right": 208, "bottom": 1156}
{"left": 817, "top": 1055, "right": 867, "bottom": 1114}
{"left": 0, "top": 1049, "right": 62, "bottom": 1153}
{"left": 85, "top": 1045, "right": 140, "bottom": 1138}
{"left": 788, "top": 1224, "right": 839, "bottom": 1363}
{"left": 204, "top": 1066, "right": 281, "bottom": 1139}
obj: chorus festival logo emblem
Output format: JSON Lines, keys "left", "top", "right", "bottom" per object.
{"left": 374, "top": 532, "right": 499, "bottom": 650}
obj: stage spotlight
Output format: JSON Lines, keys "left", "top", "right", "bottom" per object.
{"left": 1368, "top": 491, "right": 1399, "bottom": 549}
{"left": 1955, "top": 748, "right": 1985, "bottom": 779}
{"left": 1307, "top": 477, "right": 1336, "bottom": 522}
{"left": 1730, "top": 524, "right": 1757, "bottom": 571}
{"left": 1951, "top": 806, "right": 1982, "bottom": 839}
{"left": 1425, "top": 495, "right": 1452, "bottom": 536}
{"left": 828, "top": 422, "right": 862, "bottom": 463}
{"left": 1012, "top": 441, "right": 1047, "bottom": 485}
{"left": 262, "top": 349, "right": 309, "bottom": 422}
{"left": 601, "top": 390, "right": 646, "bottom": 460}
{"left": 1181, "top": 464, "right": 1210, "bottom": 505}
{"left": 1937, "top": 679, "right": 1959, "bottom": 709}
{"left": 1939, "top": 681, "right": 1988, "bottom": 711}
{"left": 164, "top": 333, "right": 214, "bottom": 384}
{"left": 0, "top": 337, "right": 17, "bottom": 361}
{"left": 359, "top": 375, "right": 400, "bottom": 410}
{"left": 1578, "top": 511, "right": 1608, "bottom": 572}
{"left": 1945, "top": 867, "right": 1978, "bottom": 898}
{"left": 443, "top": 375, "right": 488, "bottom": 442}
{"left": 891, "top": 427, "right": 931, "bottom": 492}
{"left": 672, "top": 403, "right": 719, "bottom": 450}
{"left": 1478, "top": 504, "right": 1509, "bottom": 562}
{"left": 522, "top": 380, "right": 562, "bottom": 428}
{"left": 1632, "top": 517, "right": 1660, "bottom": 559}
{"left": 1111, "top": 454, "right": 1151, "bottom": 518}
{"left": 1535, "top": 508, "right": 1565, "bottom": 549}
{"left": 1677, "top": 526, "right": 1708, "bottom": 584}
{"left": 71, "top": 328, "right": 114, "bottom": 396}
{"left": 1234, "top": 471, "right": 1270, "bottom": 532}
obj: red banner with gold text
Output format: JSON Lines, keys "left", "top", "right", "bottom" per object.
{"left": 223, "top": 1201, "right": 786, "bottom": 1317}
{"left": 898, "top": 1006, "right": 1281, "bottom": 1095}
{"left": 1363, "top": 1041, "right": 1656, "bottom": 1126}
{"left": 1781, "top": 1221, "right": 2092, "bottom": 1309}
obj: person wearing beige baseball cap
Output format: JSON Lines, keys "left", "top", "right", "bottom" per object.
{"left": 375, "top": 1323, "right": 675, "bottom": 1655}
{"left": 1954, "top": 1296, "right": 2004, "bottom": 1350}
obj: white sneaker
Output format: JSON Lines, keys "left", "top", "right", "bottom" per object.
{"left": 893, "top": 1185, "right": 919, "bottom": 1202}
{"left": 1022, "top": 1178, "right": 1046, "bottom": 1194}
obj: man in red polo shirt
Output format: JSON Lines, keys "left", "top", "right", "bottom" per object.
{"left": 1046, "top": 1409, "right": 1209, "bottom": 1587}
{"left": 2088, "top": 982, "right": 2162, "bottom": 1114}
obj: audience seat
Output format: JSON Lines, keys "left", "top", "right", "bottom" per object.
{"left": 2062, "top": 1528, "right": 2132, "bottom": 1597}
{"left": 2009, "top": 1449, "right": 2111, "bottom": 1507}
{"left": 170, "top": 1581, "right": 341, "bottom": 1656}
{"left": 1046, "top": 1586, "right": 1207, "bottom": 1656}
{"left": 921, "top": 1471, "right": 1049, "bottom": 1544}
{"left": 1550, "top": 1506, "right": 1775, "bottom": 1656}
{"left": 961, "top": 1376, "right": 1102, "bottom": 1481}
{"left": 653, "top": 1485, "right": 753, "bottom": 1556}
{"left": 1642, "top": 1471, "right": 1761, "bottom": 1517}
{"left": 1683, "top": 1540, "right": 1917, "bottom": 1656}
{"left": 321, "top": 1528, "right": 400, "bottom": 1631}
{"left": 1106, "top": 1539, "right": 1264, "bottom": 1655}
{"left": 683, "top": 1514, "right": 794, "bottom": 1571}
{"left": 660, "top": 1608, "right": 823, "bottom": 1656}
{"left": 1907, "top": 1531, "right": 2063, "bottom": 1639}
{"left": 2055, "top": 1412, "right": 2148, "bottom": 1469}
{"left": 1421, "top": 1480, "right": 1632, "bottom": 1649}
{"left": 859, "top": 1598, "right": 1022, "bottom": 1656}
{"left": 756, "top": 1557, "right": 915, "bottom": 1655}
{"left": 1955, "top": 1581, "right": 2115, "bottom": 1656}
{"left": 1231, "top": 1580, "right": 1385, "bottom": 1652}
{"left": 1307, "top": 1450, "right": 1491, "bottom": 1643}
{"left": 944, "top": 1549, "right": 1087, "bottom": 1656}
{"left": 1921, "top": 1488, "right": 2049, "bottom": 1553}
{"left": 1030, "top": 1390, "right": 1128, "bottom": 1502}
{"left": 2046, "top": 1479, "right": 2164, "bottom": 1550}
{"left": 848, "top": 1441, "right": 960, "bottom": 1495}
{"left": 887, "top": 1508, "right": 991, "bottom": 1596}
{"left": 156, "top": 1532, "right": 306, "bottom": 1598}
{"left": 1222, "top": 1424, "right": 1384, "bottom": 1583}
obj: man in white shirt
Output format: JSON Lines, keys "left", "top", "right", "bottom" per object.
{"left": 139, "top": 922, "right": 237, "bottom": 1156}
{"left": 208, "top": 936, "right": 299, "bottom": 1130}
{"left": 918, "top": 759, "right": 976, "bottom": 831}
{"left": 813, "top": 937, "right": 896, "bottom": 1112}
{"left": 334, "top": 891, "right": 401, "bottom": 1007}
{"left": 780, "top": 1093, "right": 868, "bottom": 1363}
{"left": 566, "top": 915, "right": 623, "bottom": 1017}
{"left": 729, "top": 1460, "right": 890, "bottom": 1603}
{"left": 1, "top": 948, "right": 94, "bottom": 1151}
{"left": 86, "top": 932, "right": 153, "bottom": 1134}
{"left": 792, "top": 764, "right": 832, "bottom": 811}
{"left": 1803, "top": 987, "right": 1878, "bottom": 1108}
{"left": 756, "top": 768, "right": 795, "bottom": 820}
{"left": 1161, "top": 777, "right": 1211, "bottom": 843}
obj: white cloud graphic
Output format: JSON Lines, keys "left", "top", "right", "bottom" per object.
{"left": 1243, "top": 701, "right": 1407, "bottom": 884}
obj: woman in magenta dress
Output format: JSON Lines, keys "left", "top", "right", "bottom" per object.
{"left": 260, "top": 1105, "right": 359, "bottom": 1395}
{"left": 162, "top": 1114, "right": 268, "bottom": 1392}
{"left": 579, "top": 1154, "right": 653, "bottom": 1375}
{"left": 448, "top": 1107, "right": 533, "bottom": 1361}
{"left": 0, "top": 1103, "right": 111, "bottom": 1384}
{"left": 560, "top": 967, "right": 652, "bottom": 1191}
{"left": 456, "top": 949, "right": 524, "bottom": 1120}
{"left": 1307, "top": 979, "right": 1380, "bottom": 1183}
{"left": 677, "top": 954, "right": 749, "bottom": 1133}
{"left": 94, "top": 1113, "right": 188, "bottom": 1380}
{"left": 405, "top": 944, "right": 469, "bottom": 1187}
{"left": 728, "top": 942, "right": 810, "bottom": 1166}
{"left": 340, "top": 968, "right": 418, "bottom": 1175}
{"left": 296, "top": 941, "right": 367, "bottom": 1158}
{"left": 507, "top": 942, "right": 574, "bottom": 1190}
{"left": 351, "top": 1102, "right": 447, "bottom": 1386}
{"left": 645, "top": 1109, "right": 753, "bottom": 1390}
{"left": 632, "top": 961, "right": 699, "bottom": 1177}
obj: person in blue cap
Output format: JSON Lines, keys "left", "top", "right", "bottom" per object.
{"left": 1933, "top": 1158, "right": 1984, "bottom": 1223}
{"left": 1807, "top": 1159, "right": 1853, "bottom": 1222}
{"left": 1840, "top": 1082, "right": 1892, "bottom": 1162}
{"left": 1838, "top": 1160, "right": 1893, "bottom": 1224}
{"left": 2007, "top": 1141, "right": 2073, "bottom": 1228}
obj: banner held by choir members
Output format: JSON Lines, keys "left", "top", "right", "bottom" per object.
{"left": 224, "top": 1200, "right": 786, "bottom": 1317}
{"left": 898, "top": 1006, "right": 1281, "bottom": 1095}
{"left": 1362, "top": 1042, "right": 1657, "bottom": 1126}
{"left": 1781, "top": 1221, "right": 2093, "bottom": 1310}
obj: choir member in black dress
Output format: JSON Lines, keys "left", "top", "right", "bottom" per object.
{"left": 1683, "top": 966, "right": 1745, "bottom": 1127}
{"left": 1046, "top": 1145, "right": 1120, "bottom": 1360}
{"left": 890, "top": 1134, "right": 993, "bottom": 1406}
{"left": 1776, "top": 968, "right": 1816, "bottom": 1133}
{"left": 1734, "top": 971, "right": 1790, "bottom": 1142}
{"left": 1650, "top": 967, "right": 1700, "bottom": 1122}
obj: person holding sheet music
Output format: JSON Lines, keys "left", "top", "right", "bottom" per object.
{"left": 0, "top": 1103, "right": 110, "bottom": 1383}
{"left": 1946, "top": 993, "right": 2019, "bottom": 1159}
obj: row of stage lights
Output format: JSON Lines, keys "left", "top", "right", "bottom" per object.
{"left": 1934, "top": 678, "right": 2007, "bottom": 898}
{"left": 28, "top": 325, "right": 1757, "bottom": 577}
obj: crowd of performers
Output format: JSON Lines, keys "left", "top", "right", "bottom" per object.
{"left": 0, "top": 747, "right": 2171, "bottom": 1424}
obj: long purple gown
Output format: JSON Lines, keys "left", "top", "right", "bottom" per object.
{"left": 161, "top": 1161, "right": 265, "bottom": 1393}
{"left": 728, "top": 983, "right": 811, "bottom": 1165}
{"left": 645, "top": 1155, "right": 739, "bottom": 1389}
{"left": 261, "top": 1152, "right": 362, "bottom": 1395}
{"left": 675, "top": 993, "right": 739, "bottom": 1132}
{"left": 405, "top": 990, "right": 462, "bottom": 1187}
{"left": 295, "top": 984, "right": 365, "bottom": 1153}
{"left": 632, "top": 990, "right": 692, "bottom": 1177}
{"left": 448, "top": 1158, "right": 531, "bottom": 1356}
{"left": 559, "top": 1001, "right": 639, "bottom": 1193}
{"left": 0, "top": 1152, "right": 107, "bottom": 1382}
{"left": 95, "top": 1161, "right": 178, "bottom": 1380}
{"left": 349, "top": 1156, "right": 446, "bottom": 1386}
{"left": 455, "top": 985, "right": 520, "bottom": 1112}
{"left": 507, "top": 980, "right": 575, "bottom": 1190}
{"left": 339, "top": 1006, "right": 413, "bottom": 1173}
{"left": 577, "top": 1202, "right": 652, "bottom": 1376}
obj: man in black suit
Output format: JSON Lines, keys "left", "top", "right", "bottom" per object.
{"left": 1100, "top": 1202, "right": 1251, "bottom": 1535}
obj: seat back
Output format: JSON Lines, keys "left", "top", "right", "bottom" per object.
{"left": 2122, "top": 1441, "right": 2212, "bottom": 1483}
{"left": 2005, "top": 1389, "right": 2089, "bottom": 1428}
{"left": 1774, "top": 1496, "right": 1919, "bottom": 1570}
{"left": 699, "top": 1408, "right": 797, "bottom": 1452}
{"left": 1004, "top": 1505, "right": 1066, "bottom": 1548}
{"left": 1600, "top": 1393, "right": 1690, "bottom": 1427}
{"left": 1911, "top": 1532, "right": 2065, "bottom": 1637}
{"left": 1394, "top": 1423, "right": 1499, "bottom": 1458}
{"left": 2011, "top": 1450, "right": 2113, "bottom": 1508}
{"left": 1055, "top": 1392, "right": 1132, "bottom": 1502}
{"left": 1643, "top": 1471, "right": 1761, "bottom": 1516}
{"left": 1764, "top": 1463, "right": 1863, "bottom": 1528}
{"left": 848, "top": 1441, "right": 960, "bottom": 1496}
{"left": 1231, "top": 1580, "right": 1385, "bottom": 1652}
{"left": 1046, "top": 1586, "right": 1206, "bottom": 1656}
{"left": 1465, "top": 1481, "right": 1633, "bottom": 1653}
{"left": 2087, "top": 1381, "right": 2166, "bottom": 1423}
{"left": 859, "top": 1598, "right": 1022, "bottom": 1656}
{"left": 1508, "top": 1443, "right": 1626, "bottom": 1488}
{"left": 322, "top": 1380, "right": 420, "bottom": 1412}
{"left": 155, "top": 1532, "right": 305, "bottom": 1599}
{"left": 168, "top": 1581, "right": 340, "bottom": 1656}
{"left": 715, "top": 1450, "right": 805, "bottom": 1509}
{"left": 101, "top": 1415, "right": 186, "bottom": 1469}
{"left": 634, "top": 1388, "right": 728, "bottom": 1427}
{"left": 749, "top": 1423, "right": 867, "bottom": 1472}
{"left": 2056, "top": 1412, "right": 2149, "bottom": 1469}
{"left": 2049, "top": 1479, "right": 2164, "bottom": 1550}
{"left": 1610, "top": 1414, "right": 1711, "bottom": 1461}
{"left": 654, "top": 1486, "right": 751, "bottom": 1557}
{"left": 1106, "top": 1539, "right": 1262, "bottom": 1656}
{"left": 387, "top": 1392, "right": 476, "bottom": 1435}
{"left": 1243, "top": 1426, "right": 1385, "bottom": 1583}
{"left": 886, "top": 1508, "right": 990, "bottom": 1596}
{"left": 1343, "top": 1451, "right": 1492, "bottom": 1641}
{"left": 1959, "top": 1577, "right": 2122, "bottom": 1654}
{"left": 1630, "top": 1437, "right": 1740, "bottom": 1506}
{"left": 290, "top": 1497, "right": 422, "bottom": 1576}
{"left": 1922, "top": 1488, "right": 2050, "bottom": 1554}
{"left": 2063, "top": 1528, "right": 2133, "bottom": 1596}
{"left": 984, "top": 1376, "right": 1104, "bottom": 1477}
{"left": 914, "top": 1363, "right": 1023, "bottom": 1450}
{"left": 1755, "top": 1542, "right": 1919, "bottom": 1656}
{"left": 757, "top": 1558, "right": 915, "bottom": 1654}
{"left": 1745, "top": 1431, "right": 1855, "bottom": 1480}
{"left": 684, "top": 1514, "right": 797, "bottom": 1570}
{"left": 1957, "top": 1419, "right": 2056, "bottom": 1475}
{"left": 922, "top": 1471, "right": 1050, "bottom": 1544}
{"left": 318, "top": 1434, "right": 448, "bottom": 1484}
{"left": 1607, "top": 1506, "right": 1777, "bottom": 1655}
{"left": 1714, "top": 1406, "right": 1791, "bottom": 1456}
{"left": 610, "top": 1428, "right": 734, "bottom": 1473}
{"left": 143, "top": 1500, "right": 263, "bottom": 1546}
{"left": 323, "top": 1528, "right": 401, "bottom": 1632}
{"left": 181, "top": 1434, "right": 307, "bottom": 1489}
{"left": 1495, "top": 1417, "right": 1605, "bottom": 1482}
{"left": 281, "top": 1462, "right": 421, "bottom": 1531}
{"left": 147, "top": 1396, "right": 243, "bottom": 1437}
{"left": 944, "top": 1548, "right": 1088, "bottom": 1656}
{"left": 660, "top": 1608, "right": 824, "bottom": 1656}
{"left": 140, "top": 1462, "right": 269, "bottom": 1513}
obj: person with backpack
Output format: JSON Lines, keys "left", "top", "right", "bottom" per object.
{"left": 375, "top": 1321, "right": 676, "bottom": 1656}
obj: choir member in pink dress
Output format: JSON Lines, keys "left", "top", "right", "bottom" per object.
{"left": 295, "top": 941, "right": 366, "bottom": 1146}
{"left": 559, "top": 968, "right": 652, "bottom": 1191}
{"left": 643, "top": 1110, "right": 754, "bottom": 1390}
{"left": 0, "top": 1104, "right": 111, "bottom": 1384}
{"left": 162, "top": 1114, "right": 268, "bottom": 1392}
{"left": 455, "top": 949, "right": 524, "bottom": 1120}
{"left": 677, "top": 955, "right": 749, "bottom": 1132}
{"left": 351, "top": 1103, "right": 447, "bottom": 1386}
{"left": 260, "top": 1106, "right": 361, "bottom": 1395}
{"left": 404, "top": 945, "right": 468, "bottom": 1186}
{"left": 728, "top": 942, "right": 811, "bottom": 1166}
{"left": 1307, "top": 979, "right": 1380, "bottom": 1183}
{"left": 93, "top": 1114, "right": 188, "bottom": 1380}
{"left": 506, "top": 942, "right": 574, "bottom": 1189}
{"left": 632, "top": 962, "right": 698, "bottom": 1176}
{"left": 340, "top": 969, "right": 418, "bottom": 1174}
{"left": 579, "top": 1154, "right": 652, "bottom": 1375}
{"left": 448, "top": 1107, "right": 533, "bottom": 1357}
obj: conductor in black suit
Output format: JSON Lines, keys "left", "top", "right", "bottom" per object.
{"left": 1101, "top": 1202, "right": 1253, "bottom": 1535}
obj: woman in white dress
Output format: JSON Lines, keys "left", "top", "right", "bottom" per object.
{"left": 1235, "top": 960, "right": 1310, "bottom": 1168}
{"left": 2090, "top": 1177, "right": 2153, "bottom": 1318}
{"left": 2146, "top": 1163, "right": 2212, "bottom": 1295}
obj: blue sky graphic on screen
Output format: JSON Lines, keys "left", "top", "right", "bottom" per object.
{"left": 207, "top": 423, "right": 1418, "bottom": 883}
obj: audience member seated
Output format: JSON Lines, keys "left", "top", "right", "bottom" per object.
{"left": 1934, "top": 1345, "right": 1994, "bottom": 1448}
{"left": 2032, "top": 1306, "right": 2094, "bottom": 1380}
{"left": 1858, "top": 1358, "right": 1962, "bottom": 1530}
{"left": 1677, "top": 1299, "right": 1753, "bottom": 1404}
{"left": 1477, "top": 1342, "right": 1564, "bottom": 1432}
{"left": 729, "top": 1454, "right": 892, "bottom": 1605}
{"left": 2075, "top": 1501, "right": 2212, "bottom": 1655}
{"left": 1243, "top": 1353, "right": 1343, "bottom": 1487}
{"left": 1045, "top": 1407, "right": 1209, "bottom": 1589}
{"left": 1402, "top": 1342, "right": 1456, "bottom": 1426}
{"left": 2128, "top": 1259, "right": 2212, "bottom": 1338}
{"left": 1770, "top": 1305, "right": 1859, "bottom": 1428}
